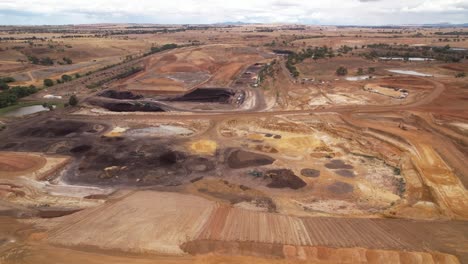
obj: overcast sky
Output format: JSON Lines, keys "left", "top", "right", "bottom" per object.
{"left": 0, "top": 0, "right": 467, "bottom": 25}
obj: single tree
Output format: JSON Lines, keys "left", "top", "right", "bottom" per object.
{"left": 336, "top": 66, "right": 348, "bottom": 76}
{"left": 43, "top": 79, "right": 54, "bottom": 87}
{"left": 69, "top": 95, "right": 78, "bottom": 106}
{"left": 357, "top": 68, "right": 364, "bottom": 75}
{"left": 368, "top": 67, "right": 376, "bottom": 74}
{"left": 63, "top": 57, "right": 73, "bottom": 64}
{"left": 61, "top": 74, "right": 72, "bottom": 82}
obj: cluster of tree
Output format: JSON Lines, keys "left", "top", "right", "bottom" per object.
{"left": 28, "top": 56, "right": 54, "bottom": 65}
{"left": 435, "top": 31, "right": 468, "bottom": 36}
{"left": 362, "top": 44, "right": 466, "bottom": 63}
{"left": 27, "top": 55, "right": 73, "bottom": 66}
{"left": 286, "top": 57, "right": 300, "bottom": 77}
{"left": 60, "top": 57, "right": 73, "bottom": 65}
{"left": 356, "top": 67, "right": 375, "bottom": 75}
{"left": 107, "top": 28, "right": 185, "bottom": 36}
{"left": 455, "top": 72, "right": 466, "bottom": 78}
{"left": 257, "top": 60, "right": 277, "bottom": 84}
{"left": 285, "top": 46, "right": 335, "bottom": 77}
{"left": 438, "top": 38, "right": 464, "bottom": 42}
{"left": 86, "top": 66, "right": 143, "bottom": 89}
{"left": 0, "top": 77, "right": 15, "bottom": 90}
{"left": 0, "top": 85, "right": 38, "bottom": 108}
{"left": 256, "top": 29, "right": 274, "bottom": 32}
{"left": 337, "top": 45, "right": 353, "bottom": 54}
{"left": 145, "top": 43, "right": 178, "bottom": 55}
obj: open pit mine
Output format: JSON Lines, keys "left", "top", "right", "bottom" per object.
{"left": 0, "top": 23, "right": 467, "bottom": 264}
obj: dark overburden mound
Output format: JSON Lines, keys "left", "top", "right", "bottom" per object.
{"left": 98, "top": 90, "right": 143, "bottom": 100}
{"left": 266, "top": 169, "right": 306, "bottom": 189}
{"left": 101, "top": 101, "right": 166, "bottom": 112}
{"left": 227, "top": 150, "right": 275, "bottom": 169}
{"left": 70, "top": 144, "right": 92, "bottom": 153}
{"left": 20, "top": 120, "right": 100, "bottom": 138}
{"left": 169, "top": 88, "right": 235, "bottom": 103}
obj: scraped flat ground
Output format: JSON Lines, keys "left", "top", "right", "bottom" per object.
{"left": 47, "top": 191, "right": 215, "bottom": 255}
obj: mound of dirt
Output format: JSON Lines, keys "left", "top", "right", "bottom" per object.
{"left": 98, "top": 90, "right": 143, "bottom": 100}
{"left": 327, "top": 182, "right": 354, "bottom": 194}
{"left": 301, "top": 168, "right": 320, "bottom": 178}
{"left": 266, "top": 169, "right": 306, "bottom": 189}
{"left": 227, "top": 150, "right": 275, "bottom": 169}
{"left": 198, "top": 188, "right": 276, "bottom": 212}
{"left": 335, "top": 169, "right": 355, "bottom": 178}
{"left": 325, "top": 160, "right": 354, "bottom": 169}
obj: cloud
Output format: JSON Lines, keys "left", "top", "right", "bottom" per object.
{"left": 0, "top": 0, "right": 466, "bottom": 25}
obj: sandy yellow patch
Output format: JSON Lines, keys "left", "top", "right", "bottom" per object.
{"left": 247, "top": 133, "right": 264, "bottom": 141}
{"left": 189, "top": 140, "right": 217, "bottom": 155}
{"left": 267, "top": 135, "right": 323, "bottom": 154}
{"left": 104, "top": 126, "right": 128, "bottom": 137}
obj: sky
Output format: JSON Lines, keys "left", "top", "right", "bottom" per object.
{"left": 0, "top": 0, "right": 467, "bottom": 26}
